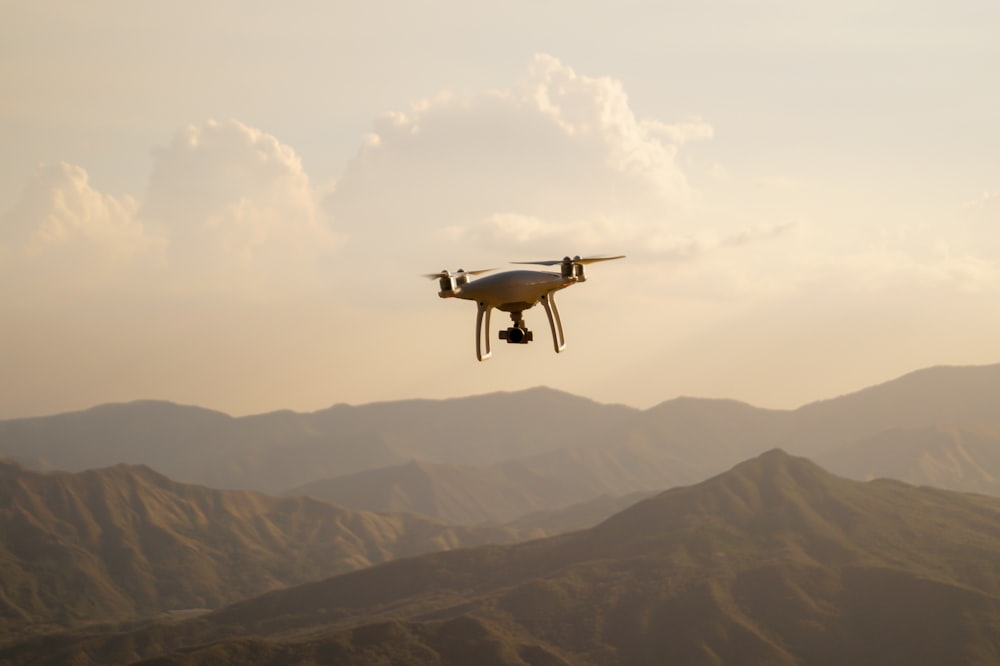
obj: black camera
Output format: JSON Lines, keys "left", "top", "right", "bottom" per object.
{"left": 500, "top": 327, "right": 533, "bottom": 344}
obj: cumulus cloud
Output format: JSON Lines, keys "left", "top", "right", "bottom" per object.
{"left": 0, "top": 162, "right": 157, "bottom": 290}
{"left": 328, "top": 54, "right": 713, "bottom": 262}
{"left": 2, "top": 162, "right": 145, "bottom": 253}
{"left": 142, "top": 119, "right": 339, "bottom": 271}
{"left": 1, "top": 120, "right": 341, "bottom": 299}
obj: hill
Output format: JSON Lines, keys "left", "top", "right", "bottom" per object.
{"left": 818, "top": 423, "right": 1000, "bottom": 494}
{"left": 289, "top": 364, "right": 1000, "bottom": 525}
{"left": 290, "top": 459, "right": 659, "bottom": 529}
{"left": 3, "top": 363, "right": 1000, "bottom": 528}
{"left": 0, "top": 388, "right": 637, "bottom": 494}
{"left": 7, "top": 450, "right": 1000, "bottom": 664}
{"left": 628, "top": 363, "right": 1000, "bottom": 472}
{"left": 0, "top": 461, "right": 536, "bottom": 636}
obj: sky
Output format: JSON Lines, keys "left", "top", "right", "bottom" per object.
{"left": 1, "top": 1, "right": 998, "bottom": 419}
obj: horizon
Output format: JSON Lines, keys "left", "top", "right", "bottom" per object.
{"left": 3, "top": 3, "right": 999, "bottom": 420}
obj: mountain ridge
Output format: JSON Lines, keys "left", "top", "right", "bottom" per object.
{"left": 0, "top": 460, "right": 538, "bottom": 635}
{"left": 8, "top": 450, "right": 1000, "bottom": 664}
{"left": 0, "top": 387, "right": 638, "bottom": 493}
{"left": 3, "top": 363, "right": 1000, "bottom": 527}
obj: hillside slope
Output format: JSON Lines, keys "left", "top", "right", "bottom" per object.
{"left": 0, "top": 461, "right": 535, "bottom": 636}
{"left": 8, "top": 451, "right": 1000, "bottom": 665}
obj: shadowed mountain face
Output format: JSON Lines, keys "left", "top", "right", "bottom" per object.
{"left": 0, "top": 461, "right": 536, "bottom": 636}
{"left": 8, "top": 451, "right": 1000, "bottom": 665}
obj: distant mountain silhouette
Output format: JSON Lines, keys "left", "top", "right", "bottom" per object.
{"left": 627, "top": 363, "right": 1000, "bottom": 473}
{"left": 0, "top": 388, "right": 637, "bottom": 494}
{"left": 819, "top": 423, "right": 1000, "bottom": 493}
{"left": 3, "top": 363, "right": 1000, "bottom": 527}
{"left": 503, "top": 490, "right": 657, "bottom": 533}
{"left": 288, "top": 459, "right": 561, "bottom": 525}
{"left": 7, "top": 451, "right": 1000, "bottom": 665}
{"left": 289, "top": 459, "right": 660, "bottom": 529}
{"left": 0, "top": 461, "right": 536, "bottom": 635}
{"left": 286, "top": 364, "right": 1000, "bottom": 525}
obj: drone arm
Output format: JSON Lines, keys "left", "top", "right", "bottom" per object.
{"left": 540, "top": 291, "right": 566, "bottom": 353}
{"left": 475, "top": 302, "right": 492, "bottom": 361}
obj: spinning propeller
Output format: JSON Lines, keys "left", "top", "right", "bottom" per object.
{"left": 423, "top": 268, "right": 494, "bottom": 293}
{"left": 510, "top": 255, "right": 626, "bottom": 267}
{"left": 422, "top": 268, "right": 494, "bottom": 280}
{"left": 511, "top": 254, "right": 625, "bottom": 280}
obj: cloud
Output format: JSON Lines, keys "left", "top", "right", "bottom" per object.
{"left": 2, "top": 162, "right": 144, "bottom": 252}
{"left": 0, "top": 162, "right": 157, "bottom": 290}
{"left": 142, "top": 119, "right": 339, "bottom": 272}
{"left": 1, "top": 120, "right": 341, "bottom": 300}
{"left": 328, "top": 54, "right": 712, "bottom": 262}
{"left": 962, "top": 189, "right": 999, "bottom": 213}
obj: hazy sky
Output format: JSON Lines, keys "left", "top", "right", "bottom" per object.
{"left": 2, "top": 1, "right": 998, "bottom": 418}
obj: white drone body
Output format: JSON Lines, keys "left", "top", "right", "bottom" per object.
{"left": 426, "top": 255, "right": 624, "bottom": 361}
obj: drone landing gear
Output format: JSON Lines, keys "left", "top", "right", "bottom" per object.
{"left": 475, "top": 302, "right": 493, "bottom": 361}
{"left": 473, "top": 292, "right": 567, "bottom": 361}
{"left": 540, "top": 291, "right": 566, "bottom": 353}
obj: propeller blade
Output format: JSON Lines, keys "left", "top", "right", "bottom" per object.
{"left": 511, "top": 255, "right": 625, "bottom": 266}
{"left": 576, "top": 255, "right": 625, "bottom": 265}
{"left": 422, "top": 268, "right": 494, "bottom": 279}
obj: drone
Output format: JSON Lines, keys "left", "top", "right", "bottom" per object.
{"left": 425, "top": 255, "right": 625, "bottom": 361}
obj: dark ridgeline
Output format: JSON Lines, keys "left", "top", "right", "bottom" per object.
{"left": 5, "top": 450, "right": 1000, "bottom": 665}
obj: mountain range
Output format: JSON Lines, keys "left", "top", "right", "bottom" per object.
{"left": 3, "top": 363, "right": 1000, "bottom": 528}
{"left": 0, "top": 388, "right": 638, "bottom": 494}
{"left": 0, "top": 460, "right": 537, "bottom": 636}
{"left": 6, "top": 450, "right": 1000, "bottom": 665}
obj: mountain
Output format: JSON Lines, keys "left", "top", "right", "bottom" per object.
{"left": 818, "top": 423, "right": 1000, "bottom": 493}
{"left": 8, "top": 450, "right": 1000, "bottom": 665}
{"left": 789, "top": 363, "right": 1000, "bottom": 448}
{"left": 0, "top": 461, "right": 537, "bottom": 636}
{"left": 288, "top": 460, "right": 562, "bottom": 526}
{"left": 292, "top": 364, "right": 1000, "bottom": 525}
{"left": 0, "top": 388, "right": 637, "bottom": 494}
{"left": 503, "top": 490, "right": 657, "bottom": 533}
{"left": 615, "top": 363, "right": 1000, "bottom": 486}
{"left": 289, "top": 460, "right": 660, "bottom": 529}
{"left": 3, "top": 363, "right": 1000, "bottom": 525}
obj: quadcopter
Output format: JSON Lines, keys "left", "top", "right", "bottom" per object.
{"left": 425, "top": 255, "right": 624, "bottom": 361}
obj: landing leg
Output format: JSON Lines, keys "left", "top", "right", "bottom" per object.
{"left": 475, "top": 302, "right": 492, "bottom": 361}
{"left": 540, "top": 291, "right": 566, "bottom": 353}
